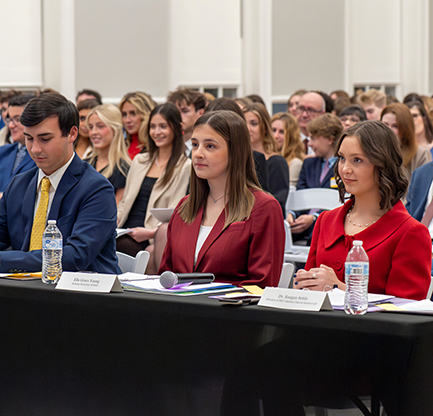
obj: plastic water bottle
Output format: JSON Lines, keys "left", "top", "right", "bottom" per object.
{"left": 42, "top": 220, "right": 63, "bottom": 284}
{"left": 344, "top": 240, "right": 369, "bottom": 315}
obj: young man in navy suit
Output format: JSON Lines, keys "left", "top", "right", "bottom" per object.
{"left": 0, "top": 94, "right": 36, "bottom": 194}
{"left": 287, "top": 113, "right": 342, "bottom": 240}
{"left": 0, "top": 92, "right": 119, "bottom": 273}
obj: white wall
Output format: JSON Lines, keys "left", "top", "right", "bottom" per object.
{"left": 0, "top": 0, "right": 42, "bottom": 88}
{"left": 74, "top": 0, "right": 170, "bottom": 102}
{"left": 272, "top": 0, "right": 345, "bottom": 99}
{"left": 169, "top": 0, "right": 241, "bottom": 89}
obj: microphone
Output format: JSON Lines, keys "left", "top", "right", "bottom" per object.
{"left": 160, "top": 271, "right": 215, "bottom": 289}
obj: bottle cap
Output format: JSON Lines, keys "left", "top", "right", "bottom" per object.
{"left": 48, "top": 220, "right": 57, "bottom": 225}
{"left": 353, "top": 240, "right": 363, "bottom": 246}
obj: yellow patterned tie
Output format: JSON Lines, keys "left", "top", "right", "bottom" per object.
{"left": 29, "top": 177, "right": 51, "bottom": 251}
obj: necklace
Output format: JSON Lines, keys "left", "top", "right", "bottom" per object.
{"left": 209, "top": 191, "right": 226, "bottom": 204}
{"left": 346, "top": 206, "right": 379, "bottom": 228}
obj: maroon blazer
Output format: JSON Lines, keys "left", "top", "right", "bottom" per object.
{"left": 159, "top": 190, "right": 285, "bottom": 288}
{"left": 306, "top": 199, "right": 432, "bottom": 300}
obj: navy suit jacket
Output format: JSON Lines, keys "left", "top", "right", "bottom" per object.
{"left": 0, "top": 155, "right": 120, "bottom": 273}
{"left": 406, "top": 161, "right": 433, "bottom": 221}
{"left": 297, "top": 157, "right": 336, "bottom": 190}
{"left": 0, "top": 142, "right": 36, "bottom": 192}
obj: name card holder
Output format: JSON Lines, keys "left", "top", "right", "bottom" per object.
{"left": 258, "top": 287, "right": 333, "bottom": 312}
{"left": 56, "top": 272, "right": 123, "bottom": 293}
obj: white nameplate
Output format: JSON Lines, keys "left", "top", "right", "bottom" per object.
{"left": 55, "top": 272, "right": 123, "bottom": 293}
{"left": 258, "top": 287, "right": 333, "bottom": 312}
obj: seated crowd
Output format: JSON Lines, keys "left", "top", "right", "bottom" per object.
{"left": 0, "top": 86, "right": 432, "bottom": 301}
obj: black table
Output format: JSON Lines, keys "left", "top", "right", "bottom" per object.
{"left": 0, "top": 279, "right": 432, "bottom": 415}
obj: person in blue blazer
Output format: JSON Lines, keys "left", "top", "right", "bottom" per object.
{"left": 0, "top": 93, "right": 120, "bottom": 274}
{"left": 406, "top": 161, "right": 433, "bottom": 223}
{"left": 0, "top": 94, "right": 36, "bottom": 193}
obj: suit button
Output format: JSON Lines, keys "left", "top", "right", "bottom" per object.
{"left": 335, "top": 261, "right": 343, "bottom": 271}
{"left": 8, "top": 269, "right": 13, "bottom": 273}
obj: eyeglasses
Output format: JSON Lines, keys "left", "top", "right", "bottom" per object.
{"left": 5, "top": 116, "right": 21, "bottom": 126}
{"left": 296, "top": 106, "right": 322, "bottom": 116}
{"left": 340, "top": 116, "right": 360, "bottom": 123}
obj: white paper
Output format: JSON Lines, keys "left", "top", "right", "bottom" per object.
{"left": 399, "top": 299, "right": 433, "bottom": 312}
{"left": 327, "top": 288, "right": 394, "bottom": 308}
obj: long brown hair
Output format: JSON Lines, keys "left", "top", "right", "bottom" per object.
{"left": 381, "top": 103, "right": 417, "bottom": 167}
{"left": 147, "top": 102, "right": 187, "bottom": 188}
{"left": 179, "top": 110, "right": 261, "bottom": 228}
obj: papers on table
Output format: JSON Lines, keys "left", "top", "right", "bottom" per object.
{"left": 328, "top": 288, "right": 395, "bottom": 310}
{"left": 121, "top": 276, "right": 237, "bottom": 296}
{"left": 378, "top": 298, "right": 433, "bottom": 315}
{"left": 0, "top": 272, "right": 42, "bottom": 280}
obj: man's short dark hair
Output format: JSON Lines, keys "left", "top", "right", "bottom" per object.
{"left": 76, "top": 89, "right": 102, "bottom": 105}
{"left": 9, "top": 93, "right": 36, "bottom": 108}
{"left": 20, "top": 93, "right": 79, "bottom": 137}
{"left": 167, "top": 88, "right": 206, "bottom": 111}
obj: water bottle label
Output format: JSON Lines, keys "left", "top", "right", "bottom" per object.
{"left": 42, "top": 238, "right": 62, "bottom": 249}
{"left": 345, "top": 262, "right": 369, "bottom": 275}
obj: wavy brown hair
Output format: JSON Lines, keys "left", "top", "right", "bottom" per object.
{"left": 334, "top": 120, "right": 408, "bottom": 211}
{"left": 179, "top": 110, "right": 261, "bottom": 229}
{"left": 380, "top": 103, "right": 417, "bottom": 167}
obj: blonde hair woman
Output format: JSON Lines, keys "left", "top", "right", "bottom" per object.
{"left": 119, "top": 91, "right": 157, "bottom": 159}
{"left": 86, "top": 104, "right": 131, "bottom": 204}
{"left": 271, "top": 112, "right": 305, "bottom": 187}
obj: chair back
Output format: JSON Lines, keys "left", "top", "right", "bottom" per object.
{"left": 286, "top": 188, "right": 341, "bottom": 212}
{"left": 278, "top": 263, "right": 295, "bottom": 288}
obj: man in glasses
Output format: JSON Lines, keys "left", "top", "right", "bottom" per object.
{"left": 0, "top": 94, "right": 36, "bottom": 195}
{"left": 295, "top": 91, "right": 326, "bottom": 156}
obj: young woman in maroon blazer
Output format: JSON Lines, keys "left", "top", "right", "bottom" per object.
{"left": 294, "top": 120, "right": 431, "bottom": 300}
{"left": 158, "top": 110, "right": 285, "bottom": 288}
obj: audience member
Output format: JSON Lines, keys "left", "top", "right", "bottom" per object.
{"left": 245, "top": 94, "right": 266, "bottom": 107}
{"left": 117, "top": 102, "right": 191, "bottom": 271}
{"left": 315, "top": 91, "right": 334, "bottom": 113}
{"left": 243, "top": 103, "right": 290, "bottom": 216}
{"left": 330, "top": 89, "right": 350, "bottom": 101}
{"left": 271, "top": 112, "right": 304, "bottom": 187}
{"left": 332, "top": 97, "right": 351, "bottom": 116}
{"left": 386, "top": 94, "right": 399, "bottom": 104}
{"left": 357, "top": 88, "right": 386, "bottom": 120}
{"left": 381, "top": 103, "right": 431, "bottom": 187}
{"left": 406, "top": 161, "right": 433, "bottom": 249}
{"left": 0, "top": 89, "right": 22, "bottom": 146}
{"left": 287, "top": 113, "right": 342, "bottom": 239}
{"left": 75, "top": 99, "right": 99, "bottom": 159}
{"left": 158, "top": 110, "right": 284, "bottom": 288}
{"left": 85, "top": 104, "right": 131, "bottom": 205}
{"left": 205, "top": 97, "right": 268, "bottom": 191}
{"left": 234, "top": 97, "right": 253, "bottom": 110}
{"left": 287, "top": 89, "right": 307, "bottom": 116}
{"left": 0, "top": 94, "right": 37, "bottom": 194}
{"left": 0, "top": 93, "right": 119, "bottom": 273}
{"left": 295, "top": 120, "right": 431, "bottom": 299}
{"left": 338, "top": 104, "right": 367, "bottom": 130}
{"left": 295, "top": 91, "right": 326, "bottom": 155}
{"left": 76, "top": 88, "right": 102, "bottom": 105}
{"left": 203, "top": 92, "right": 215, "bottom": 105}
{"left": 167, "top": 88, "right": 206, "bottom": 154}
{"left": 404, "top": 99, "right": 433, "bottom": 156}
{"left": 119, "top": 91, "right": 157, "bottom": 159}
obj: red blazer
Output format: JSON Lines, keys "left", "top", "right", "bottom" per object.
{"left": 159, "top": 190, "right": 285, "bottom": 288}
{"left": 306, "top": 199, "right": 432, "bottom": 300}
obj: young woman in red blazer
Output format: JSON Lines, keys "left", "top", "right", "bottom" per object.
{"left": 158, "top": 110, "right": 285, "bottom": 288}
{"left": 294, "top": 120, "right": 431, "bottom": 300}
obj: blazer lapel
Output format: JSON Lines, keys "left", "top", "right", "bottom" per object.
{"left": 194, "top": 207, "right": 226, "bottom": 271}
{"left": 48, "top": 157, "right": 81, "bottom": 220}
{"left": 21, "top": 173, "right": 38, "bottom": 250}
